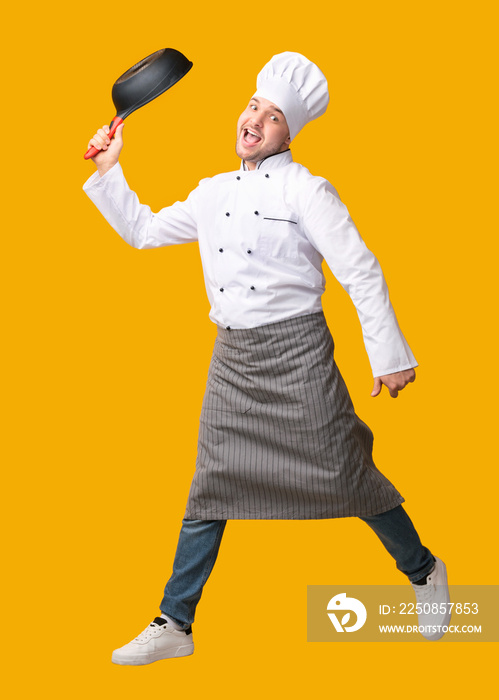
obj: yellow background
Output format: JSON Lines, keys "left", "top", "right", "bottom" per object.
{"left": 2, "top": 0, "right": 497, "bottom": 696}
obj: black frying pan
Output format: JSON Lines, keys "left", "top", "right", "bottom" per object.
{"left": 84, "top": 48, "right": 193, "bottom": 159}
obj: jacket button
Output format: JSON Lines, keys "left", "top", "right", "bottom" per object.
{"left": 265, "top": 174, "right": 270, "bottom": 178}
{"left": 247, "top": 249, "right": 252, "bottom": 254}
{"left": 220, "top": 288, "right": 224, "bottom": 292}
{"left": 225, "top": 212, "right": 230, "bottom": 216}
{"left": 236, "top": 176, "right": 241, "bottom": 180}
{"left": 219, "top": 248, "right": 224, "bottom": 252}
{"left": 250, "top": 286, "right": 255, "bottom": 290}
{"left": 226, "top": 326, "right": 231, "bottom": 330}
{"left": 254, "top": 211, "right": 259, "bottom": 215}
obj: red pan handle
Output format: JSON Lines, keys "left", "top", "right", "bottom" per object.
{"left": 84, "top": 117, "right": 124, "bottom": 160}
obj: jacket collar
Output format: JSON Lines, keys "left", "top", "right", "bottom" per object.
{"left": 240, "top": 149, "right": 293, "bottom": 172}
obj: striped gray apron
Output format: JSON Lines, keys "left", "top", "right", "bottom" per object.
{"left": 184, "top": 312, "right": 403, "bottom": 519}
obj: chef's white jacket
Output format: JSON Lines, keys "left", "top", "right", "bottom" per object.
{"left": 83, "top": 149, "right": 417, "bottom": 377}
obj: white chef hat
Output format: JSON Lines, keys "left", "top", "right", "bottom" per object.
{"left": 252, "top": 52, "right": 329, "bottom": 141}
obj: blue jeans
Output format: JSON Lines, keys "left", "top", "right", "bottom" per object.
{"left": 160, "top": 505, "right": 434, "bottom": 629}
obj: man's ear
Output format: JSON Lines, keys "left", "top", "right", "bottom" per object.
{"left": 285, "top": 134, "right": 291, "bottom": 146}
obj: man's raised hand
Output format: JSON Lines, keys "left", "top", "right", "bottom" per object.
{"left": 87, "top": 123, "right": 125, "bottom": 177}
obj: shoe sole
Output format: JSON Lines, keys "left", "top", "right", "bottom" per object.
{"left": 112, "top": 643, "right": 194, "bottom": 665}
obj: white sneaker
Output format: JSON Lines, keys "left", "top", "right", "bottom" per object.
{"left": 411, "top": 557, "right": 451, "bottom": 641}
{"left": 112, "top": 617, "right": 194, "bottom": 665}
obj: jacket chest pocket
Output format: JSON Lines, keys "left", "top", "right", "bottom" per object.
{"left": 258, "top": 211, "right": 300, "bottom": 259}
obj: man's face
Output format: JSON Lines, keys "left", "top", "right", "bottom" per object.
{"left": 235, "top": 96, "right": 291, "bottom": 169}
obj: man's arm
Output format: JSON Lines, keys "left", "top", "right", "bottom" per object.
{"left": 300, "top": 177, "right": 417, "bottom": 392}
{"left": 83, "top": 124, "right": 199, "bottom": 249}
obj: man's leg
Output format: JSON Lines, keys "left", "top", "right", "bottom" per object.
{"left": 360, "top": 504, "right": 451, "bottom": 641}
{"left": 359, "top": 504, "right": 434, "bottom": 582}
{"left": 160, "top": 518, "right": 227, "bottom": 628}
{"left": 112, "top": 518, "right": 226, "bottom": 665}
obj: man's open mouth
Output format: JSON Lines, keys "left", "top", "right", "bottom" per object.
{"left": 243, "top": 128, "right": 262, "bottom": 145}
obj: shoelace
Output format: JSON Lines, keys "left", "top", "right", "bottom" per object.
{"left": 133, "top": 623, "right": 164, "bottom": 643}
{"left": 412, "top": 581, "right": 435, "bottom": 604}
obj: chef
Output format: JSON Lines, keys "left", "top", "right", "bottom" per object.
{"left": 84, "top": 52, "right": 450, "bottom": 663}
